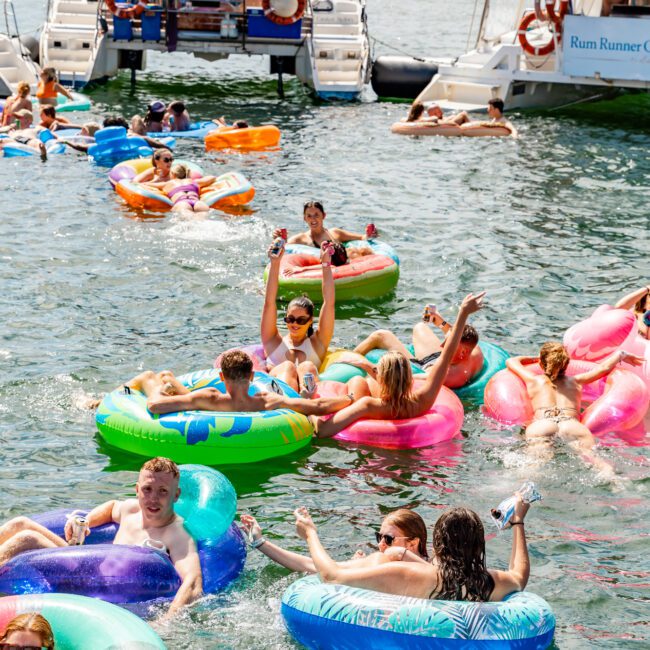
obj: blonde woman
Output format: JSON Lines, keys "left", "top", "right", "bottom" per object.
{"left": 312, "top": 292, "right": 485, "bottom": 438}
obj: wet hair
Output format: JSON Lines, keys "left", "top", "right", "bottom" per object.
{"left": 377, "top": 351, "right": 416, "bottom": 417}
{"left": 82, "top": 121, "right": 101, "bottom": 137}
{"left": 234, "top": 120, "right": 249, "bottom": 128}
{"left": 141, "top": 456, "right": 179, "bottom": 479}
{"left": 168, "top": 100, "right": 186, "bottom": 115}
{"left": 221, "top": 350, "right": 254, "bottom": 382}
{"left": 17, "top": 81, "right": 30, "bottom": 97}
{"left": 287, "top": 295, "right": 315, "bottom": 337}
{"left": 0, "top": 613, "right": 55, "bottom": 649}
{"left": 488, "top": 98, "right": 505, "bottom": 113}
{"left": 103, "top": 115, "right": 129, "bottom": 129}
{"left": 303, "top": 200, "right": 325, "bottom": 215}
{"left": 41, "top": 105, "right": 56, "bottom": 118}
{"left": 431, "top": 507, "right": 495, "bottom": 602}
{"left": 460, "top": 325, "right": 479, "bottom": 347}
{"left": 171, "top": 163, "right": 188, "bottom": 179}
{"left": 539, "top": 341, "right": 570, "bottom": 383}
{"left": 383, "top": 508, "right": 429, "bottom": 559}
{"left": 407, "top": 102, "right": 425, "bottom": 122}
{"left": 41, "top": 67, "right": 57, "bottom": 82}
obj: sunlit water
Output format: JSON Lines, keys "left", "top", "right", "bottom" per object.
{"left": 1, "top": 1, "right": 649, "bottom": 648}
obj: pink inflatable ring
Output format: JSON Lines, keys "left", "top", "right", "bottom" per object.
{"left": 316, "top": 379, "right": 464, "bottom": 450}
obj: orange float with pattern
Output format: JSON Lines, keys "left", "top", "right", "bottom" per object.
{"left": 205, "top": 125, "right": 281, "bottom": 151}
{"left": 263, "top": 0, "right": 306, "bottom": 25}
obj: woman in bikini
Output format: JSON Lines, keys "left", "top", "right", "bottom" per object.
{"left": 290, "top": 496, "right": 531, "bottom": 602}
{"left": 616, "top": 283, "right": 650, "bottom": 340}
{"left": 312, "top": 292, "right": 484, "bottom": 438}
{"left": 145, "top": 163, "right": 214, "bottom": 213}
{"left": 273, "top": 201, "right": 377, "bottom": 272}
{"left": 506, "top": 342, "right": 643, "bottom": 476}
{"left": 261, "top": 240, "right": 334, "bottom": 394}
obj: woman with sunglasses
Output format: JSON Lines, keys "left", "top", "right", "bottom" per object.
{"left": 133, "top": 150, "right": 175, "bottom": 184}
{"left": 0, "top": 613, "right": 55, "bottom": 650}
{"left": 292, "top": 497, "right": 531, "bottom": 602}
{"left": 240, "top": 508, "right": 428, "bottom": 573}
{"left": 261, "top": 240, "right": 335, "bottom": 394}
{"left": 273, "top": 201, "right": 377, "bottom": 268}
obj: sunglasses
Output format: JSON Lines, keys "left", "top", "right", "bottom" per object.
{"left": 155, "top": 155, "right": 173, "bottom": 163}
{"left": 284, "top": 315, "right": 311, "bottom": 325}
{"left": 375, "top": 532, "right": 410, "bottom": 546}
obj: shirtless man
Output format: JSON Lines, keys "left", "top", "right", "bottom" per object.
{"left": 349, "top": 305, "right": 483, "bottom": 389}
{"left": 0, "top": 457, "right": 202, "bottom": 617}
{"left": 506, "top": 342, "right": 643, "bottom": 477}
{"left": 98, "top": 349, "right": 354, "bottom": 415}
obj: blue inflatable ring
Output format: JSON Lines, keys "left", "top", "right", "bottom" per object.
{"left": 0, "top": 465, "right": 246, "bottom": 603}
{"left": 282, "top": 576, "right": 555, "bottom": 649}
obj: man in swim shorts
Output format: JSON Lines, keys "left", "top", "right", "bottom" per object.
{"left": 0, "top": 457, "right": 202, "bottom": 617}
{"left": 89, "top": 350, "right": 354, "bottom": 415}
{"left": 351, "top": 306, "right": 484, "bottom": 389}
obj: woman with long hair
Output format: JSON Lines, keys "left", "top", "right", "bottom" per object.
{"left": 506, "top": 342, "right": 642, "bottom": 475}
{"left": 291, "top": 499, "right": 531, "bottom": 602}
{"left": 241, "top": 508, "right": 428, "bottom": 573}
{"left": 312, "top": 292, "right": 485, "bottom": 438}
{"left": 0, "top": 613, "right": 55, "bottom": 649}
{"left": 261, "top": 240, "right": 335, "bottom": 393}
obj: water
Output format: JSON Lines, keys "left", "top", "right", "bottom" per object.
{"left": 2, "top": 1, "right": 649, "bottom": 648}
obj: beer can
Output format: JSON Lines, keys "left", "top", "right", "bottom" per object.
{"left": 68, "top": 515, "right": 88, "bottom": 546}
{"left": 303, "top": 373, "right": 316, "bottom": 394}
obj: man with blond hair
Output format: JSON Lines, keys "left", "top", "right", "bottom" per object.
{"left": 0, "top": 457, "right": 202, "bottom": 616}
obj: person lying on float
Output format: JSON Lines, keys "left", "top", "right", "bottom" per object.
{"left": 312, "top": 292, "right": 484, "bottom": 439}
{"left": 347, "top": 304, "right": 483, "bottom": 389}
{"left": 0, "top": 457, "right": 202, "bottom": 618}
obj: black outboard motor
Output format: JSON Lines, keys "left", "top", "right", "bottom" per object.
{"left": 371, "top": 55, "right": 439, "bottom": 100}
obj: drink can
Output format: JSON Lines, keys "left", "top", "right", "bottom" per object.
{"left": 423, "top": 304, "right": 436, "bottom": 322}
{"left": 68, "top": 515, "right": 88, "bottom": 545}
{"left": 303, "top": 373, "right": 316, "bottom": 394}
{"left": 365, "top": 223, "right": 376, "bottom": 238}
{"left": 490, "top": 481, "right": 542, "bottom": 530}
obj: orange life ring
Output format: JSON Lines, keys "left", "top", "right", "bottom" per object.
{"left": 262, "top": 0, "right": 306, "bottom": 26}
{"left": 105, "top": 0, "right": 148, "bottom": 20}
{"left": 519, "top": 0, "right": 569, "bottom": 56}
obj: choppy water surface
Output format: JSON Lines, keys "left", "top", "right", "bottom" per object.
{"left": 2, "top": 1, "right": 649, "bottom": 648}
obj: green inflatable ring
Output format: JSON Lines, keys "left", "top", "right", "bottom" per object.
{"left": 96, "top": 369, "right": 313, "bottom": 464}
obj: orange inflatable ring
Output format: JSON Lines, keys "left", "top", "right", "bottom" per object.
{"left": 518, "top": 0, "right": 569, "bottom": 57}
{"left": 105, "top": 0, "right": 148, "bottom": 20}
{"left": 205, "top": 125, "right": 281, "bottom": 151}
{"left": 262, "top": 0, "right": 306, "bottom": 26}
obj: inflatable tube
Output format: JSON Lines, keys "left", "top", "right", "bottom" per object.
{"left": 149, "top": 121, "right": 217, "bottom": 139}
{"left": 0, "top": 466, "right": 246, "bottom": 602}
{"left": 563, "top": 304, "right": 650, "bottom": 390}
{"left": 316, "top": 379, "right": 463, "bottom": 449}
{"left": 109, "top": 157, "right": 204, "bottom": 189}
{"left": 55, "top": 91, "right": 92, "bottom": 113}
{"left": 96, "top": 369, "right": 313, "bottom": 464}
{"left": 364, "top": 341, "right": 509, "bottom": 404}
{"left": 371, "top": 55, "right": 439, "bottom": 101}
{"left": 205, "top": 124, "right": 281, "bottom": 151}
{"left": 265, "top": 241, "right": 400, "bottom": 302}
{"left": 0, "top": 593, "right": 165, "bottom": 649}
{"left": 391, "top": 121, "right": 513, "bottom": 138}
{"left": 282, "top": 576, "right": 556, "bottom": 650}
{"left": 483, "top": 360, "right": 648, "bottom": 436}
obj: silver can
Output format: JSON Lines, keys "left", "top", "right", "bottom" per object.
{"left": 68, "top": 515, "right": 88, "bottom": 546}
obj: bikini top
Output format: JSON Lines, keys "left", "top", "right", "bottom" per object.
{"left": 37, "top": 80, "right": 57, "bottom": 99}
{"left": 266, "top": 334, "right": 321, "bottom": 369}
{"left": 312, "top": 230, "right": 348, "bottom": 266}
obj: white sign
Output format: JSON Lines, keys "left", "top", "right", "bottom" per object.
{"left": 562, "top": 15, "right": 650, "bottom": 81}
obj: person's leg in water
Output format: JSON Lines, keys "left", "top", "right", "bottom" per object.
{"left": 354, "top": 329, "right": 413, "bottom": 360}
{"left": 269, "top": 361, "right": 299, "bottom": 392}
{"left": 0, "top": 517, "right": 66, "bottom": 566}
{"left": 558, "top": 420, "right": 616, "bottom": 480}
{"left": 411, "top": 322, "right": 443, "bottom": 360}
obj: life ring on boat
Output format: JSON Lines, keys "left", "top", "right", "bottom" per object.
{"left": 263, "top": 0, "right": 306, "bottom": 25}
{"left": 518, "top": 0, "right": 569, "bottom": 57}
{"left": 105, "top": 0, "right": 148, "bottom": 20}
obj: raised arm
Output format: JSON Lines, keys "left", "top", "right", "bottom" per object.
{"left": 261, "top": 243, "right": 283, "bottom": 349}
{"left": 315, "top": 246, "right": 335, "bottom": 349}
{"left": 615, "top": 285, "right": 650, "bottom": 310}
{"left": 574, "top": 350, "right": 644, "bottom": 386}
{"left": 505, "top": 356, "right": 540, "bottom": 383}
{"left": 415, "top": 292, "right": 485, "bottom": 409}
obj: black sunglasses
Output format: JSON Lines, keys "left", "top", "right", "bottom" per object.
{"left": 375, "top": 532, "right": 410, "bottom": 546}
{"left": 284, "top": 315, "right": 311, "bottom": 325}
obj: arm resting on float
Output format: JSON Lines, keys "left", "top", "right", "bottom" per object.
{"left": 615, "top": 285, "right": 649, "bottom": 310}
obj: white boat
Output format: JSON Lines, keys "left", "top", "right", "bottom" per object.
{"left": 38, "top": 0, "right": 370, "bottom": 100}
{"left": 415, "top": 0, "right": 650, "bottom": 111}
